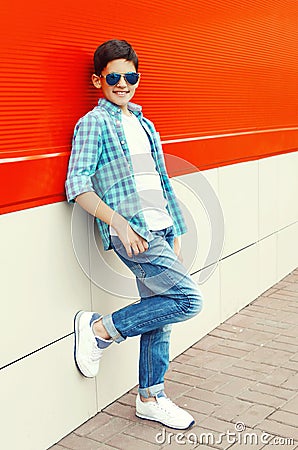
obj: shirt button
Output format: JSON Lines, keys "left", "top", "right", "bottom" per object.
{"left": 120, "top": 140, "right": 125, "bottom": 145}
{"left": 116, "top": 120, "right": 121, "bottom": 125}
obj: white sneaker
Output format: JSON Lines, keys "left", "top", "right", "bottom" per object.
{"left": 136, "top": 394, "right": 195, "bottom": 429}
{"left": 74, "top": 311, "right": 104, "bottom": 378}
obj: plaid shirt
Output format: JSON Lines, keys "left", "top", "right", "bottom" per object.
{"left": 65, "top": 98, "right": 187, "bottom": 250}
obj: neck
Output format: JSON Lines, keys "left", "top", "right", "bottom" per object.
{"left": 121, "top": 107, "right": 132, "bottom": 117}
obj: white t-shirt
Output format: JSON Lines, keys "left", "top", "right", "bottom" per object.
{"left": 110, "top": 112, "right": 173, "bottom": 235}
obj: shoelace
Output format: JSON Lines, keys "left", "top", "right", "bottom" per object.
{"left": 156, "top": 397, "right": 180, "bottom": 416}
{"left": 90, "top": 342, "right": 103, "bottom": 362}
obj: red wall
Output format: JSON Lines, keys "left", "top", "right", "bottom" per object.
{"left": 1, "top": 0, "right": 297, "bottom": 214}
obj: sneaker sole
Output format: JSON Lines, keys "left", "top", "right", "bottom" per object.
{"left": 135, "top": 412, "right": 195, "bottom": 430}
{"left": 74, "top": 310, "right": 91, "bottom": 378}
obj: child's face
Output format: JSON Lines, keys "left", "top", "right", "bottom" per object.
{"left": 92, "top": 58, "right": 139, "bottom": 111}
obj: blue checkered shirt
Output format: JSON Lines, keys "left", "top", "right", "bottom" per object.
{"left": 65, "top": 98, "right": 187, "bottom": 250}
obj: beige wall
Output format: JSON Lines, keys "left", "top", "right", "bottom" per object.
{"left": 1, "top": 151, "right": 298, "bottom": 450}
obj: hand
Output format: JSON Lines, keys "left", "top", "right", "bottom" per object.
{"left": 111, "top": 213, "right": 148, "bottom": 257}
{"left": 174, "top": 237, "right": 183, "bottom": 262}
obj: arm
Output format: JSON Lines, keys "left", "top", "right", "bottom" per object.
{"left": 76, "top": 191, "right": 148, "bottom": 258}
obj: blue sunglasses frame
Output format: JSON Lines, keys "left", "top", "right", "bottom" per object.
{"left": 100, "top": 72, "right": 140, "bottom": 86}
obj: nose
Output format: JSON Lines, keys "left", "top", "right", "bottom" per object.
{"left": 117, "top": 75, "right": 128, "bottom": 88}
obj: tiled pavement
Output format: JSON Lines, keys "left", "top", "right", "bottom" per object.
{"left": 51, "top": 268, "right": 298, "bottom": 450}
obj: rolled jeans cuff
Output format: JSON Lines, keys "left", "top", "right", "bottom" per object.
{"left": 102, "top": 313, "right": 125, "bottom": 343}
{"left": 138, "top": 382, "right": 165, "bottom": 398}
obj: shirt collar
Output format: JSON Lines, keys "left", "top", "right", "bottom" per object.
{"left": 97, "top": 98, "right": 142, "bottom": 116}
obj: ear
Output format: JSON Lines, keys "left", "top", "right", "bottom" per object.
{"left": 92, "top": 74, "right": 102, "bottom": 89}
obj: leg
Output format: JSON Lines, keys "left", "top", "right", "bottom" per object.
{"left": 138, "top": 324, "right": 172, "bottom": 398}
{"left": 102, "top": 228, "right": 202, "bottom": 343}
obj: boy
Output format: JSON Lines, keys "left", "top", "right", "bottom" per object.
{"left": 65, "top": 39, "right": 203, "bottom": 430}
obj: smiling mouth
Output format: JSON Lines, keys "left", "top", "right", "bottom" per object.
{"left": 113, "top": 91, "right": 129, "bottom": 96}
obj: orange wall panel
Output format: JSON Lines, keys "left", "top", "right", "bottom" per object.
{"left": 0, "top": 0, "right": 297, "bottom": 213}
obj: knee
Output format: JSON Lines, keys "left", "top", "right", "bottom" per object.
{"left": 189, "top": 291, "right": 203, "bottom": 317}
{"left": 182, "top": 289, "right": 203, "bottom": 319}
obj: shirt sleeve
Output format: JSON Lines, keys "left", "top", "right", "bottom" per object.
{"left": 65, "top": 114, "right": 101, "bottom": 203}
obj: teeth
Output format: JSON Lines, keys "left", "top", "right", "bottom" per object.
{"left": 114, "top": 92, "right": 128, "bottom": 96}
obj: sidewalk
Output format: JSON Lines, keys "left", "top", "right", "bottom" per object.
{"left": 51, "top": 268, "right": 298, "bottom": 450}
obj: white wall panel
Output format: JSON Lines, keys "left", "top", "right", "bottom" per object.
{"left": 171, "top": 168, "right": 221, "bottom": 275}
{"left": 220, "top": 244, "right": 259, "bottom": 322}
{"left": 258, "top": 234, "right": 278, "bottom": 294}
{"left": 277, "top": 152, "right": 298, "bottom": 230}
{"left": 0, "top": 336, "right": 97, "bottom": 450}
{"left": 218, "top": 161, "right": 259, "bottom": 258}
{"left": 0, "top": 203, "right": 91, "bottom": 368}
{"left": 277, "top": 222, "right": 298, "bottom": 280}
{"left": 259, "top": 155, "right": 279, "bottom": 239}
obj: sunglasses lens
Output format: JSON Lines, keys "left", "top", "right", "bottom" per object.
{"left": 105, "top": 73, "right": 121, "bottom": 85}
{"left": 125, "top": 72, "right": 139, "bottom": 85}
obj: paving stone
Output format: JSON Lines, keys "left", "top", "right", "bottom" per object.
{"left": 118, "top": 392, "right": 137, "bottom": 407}
{"left": 262, "top": 287, "right": 279, "bottom": 297}
{"left": 220, "top": 328, "right": 275, "bottom": 346}
{"left": 169, "top": 361, "right": 215, "bottom": 380}
{"left": 123, "top": 422, "right": 163, "bottom": 444}
{"left": 58, "top": 433, "right": 103, "bottom": 450}
{"left": 88, "top": 417, "right": 132, "bottom": 442}
{"left": 237, "top": 389, "right": 286, "bottom": 408}
{"left": 191, "top": 424, "right": 234, "bottom": 449}
{"left": 256, "top": 418, "right": 298, "bottom": 441}
{"left": 290, "top": 352, "right": 298, "bottom": 362}
{"left": 193, "top": 335, "right": 225, "bottom": 350}
{"left": 219, "top": 340, "right": 257, "bottom": 352}
{"left": 265, "top": 340, "right": 298, "bottom": 353}
{"left": 106, "top": 433, "right": 159, "bottom": 449}
{"left": 199, "top": 416, "right": 234, "bottom": 434}
{"left": 209, "top": 328, "right": 239, "bottom": 340}
{"left": 217, "top": 377, "right": 255, "bottom": 396}
{"left": 201, "top": 354, "right": 236, "bottom": 371}
{"left": 198, "top": 373, "right": 239, "bottom": 392}
{"left": 163, "top": 379, "right": 193, "bottom": 399}
{"left": 207, "top": 344, "right": 248, "bottom": 359}
{"left": 211, "top": 397, "right": 252, "bottom": 422}
{"left": 249, "top": 382, "right": 295, "bottom": 400}
{"left": 282, "top": 360, "right": 298, "bottom": 371}
{"left": 282, "top": 373, "right": 298, "bottom": 390}
{"left": 232, "top": 404, "right": 274, "bottom": 428}
{"left": 232, "top": 359, "right": 274, "bottom": 374}
{"left": 244, "top": 347, "right": 291, "bottom": 366}
{"left": 164, "top": 370, "right": 206, "bottom": 387}
{"left": 271, "top": 291, "right": 298, "bottom": 302}
{"left": 281, "top": 394, "right": 298, "bottom": 413}
{"left": 103, "top": 402, "right": 139, "bottom": 423}
{"left": 183, "top": 350, "right": 219, "bottom": 368}
{"left": 222, "top": 365, "right": 267, "bottom": 382}
{"left": 74, "top": 413, "right": 112, "bottom": 437}
{"left": 261, "top": 367, "right": 296, "bottom": 387}
{"left": 268, "top": 410, "right": 298, "bottom": 428}
{"left": 282, "top": 282, "right": 298, "bottom": 293}
{"left": 174, "top": 395, "right": 217, "bottom": 416}
{"left": 185, "top": 388, "right": 230, "bottom": 406}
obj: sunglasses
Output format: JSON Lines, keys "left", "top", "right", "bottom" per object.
{"left": 100, "top": 72, "right": 140, "bottom": 86}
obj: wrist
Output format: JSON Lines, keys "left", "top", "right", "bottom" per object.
{"left": 110, "top": 212, "right": 127, "bottom": 232}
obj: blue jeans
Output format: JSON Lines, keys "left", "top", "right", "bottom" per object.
{"left": 102, "top": 226, "right": 203, "bottom": 398}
